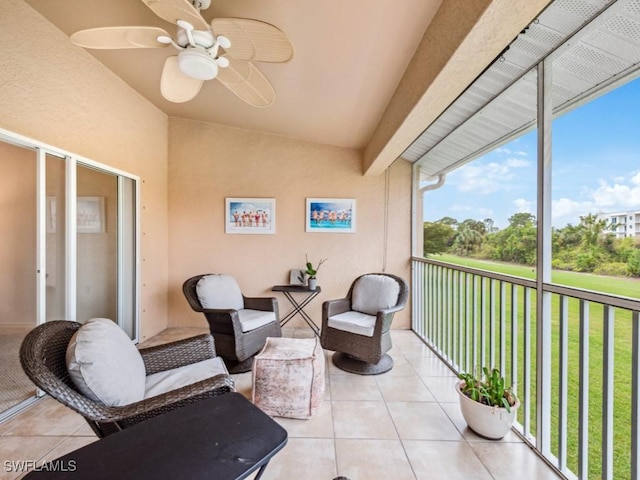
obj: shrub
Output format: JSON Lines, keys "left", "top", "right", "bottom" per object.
{"left": 628, "top": 250, "right": 640, "bottom": 277}
{"left": 593, "top": 262, "right": 629, "bottom": 277}
{"left": 575, "top": 252, "right": 598, "bottom": 272}
{"left": 552, "top": 259, "right": 577, "bottom": 271}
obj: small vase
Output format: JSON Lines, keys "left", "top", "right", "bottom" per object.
{"left": 308, "top": 278, "right": 318, "bottom": 290}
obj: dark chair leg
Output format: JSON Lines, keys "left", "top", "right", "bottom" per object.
{"left": 331, "top": 352, "right": 393, "bottom": 375}
{"left": 224, "top": 356, "right": 255, "bottom": 374}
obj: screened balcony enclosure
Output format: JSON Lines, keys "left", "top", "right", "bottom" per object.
{"left": 408, "top": 1, "right": 640, "bottom": 479}
{"left": 412, "top": 258, "right": 640, "bottom": 480}
{"left": 3, "top": 0, "right": 640, "bottom": 479}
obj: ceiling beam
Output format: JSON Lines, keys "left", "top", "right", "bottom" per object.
{"left": 363, "top": 0, "right": 552, "bottom": 176}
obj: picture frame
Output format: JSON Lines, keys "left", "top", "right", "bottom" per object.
{"left": 225, "top": 198, "right": 276, "bottom": 234}
{"left": 289, "top": 269, "right": 308, "bottom": 286}
{"left": 77, "top": 196, "right": 105, "bottom": 234}
{"left": 306, "top": 198, "right": 356, "bottom": 233}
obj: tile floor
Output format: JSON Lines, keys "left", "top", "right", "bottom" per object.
{"left": 0, "top": 327, "right": 562, "bottom": 480}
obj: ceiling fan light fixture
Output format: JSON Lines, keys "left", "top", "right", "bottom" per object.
{"left": 216, "top": 35, "right": 231, "bottom": 49}
{"left": 176, "top": 27, "right": 214, "bottom": 49}
{"left": 178, "top": 48, "right": 218, "bottom": 80}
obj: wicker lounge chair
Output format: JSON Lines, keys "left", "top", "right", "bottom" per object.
{"left": 20, "top": 320, "right": 235, "bottom": 438}
{"left": 320, "top": 273, "right": 408, "bottom": 374}
{"left": 183, "top": 274, "right": 281, "bottom": 373}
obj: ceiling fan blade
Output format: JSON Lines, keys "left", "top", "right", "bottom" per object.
{"left": 160, "top": 56, "right": 204, "bottom": 103}
{"left": 212, "top": 18, "right": 293, "bottom": 63}
{"left": 70, "top": 26, "right": 170, "bottom": 49}
{"left": 216, "top": 57, "right": 275, "bottom": 107}
{"left": 140, "top": 0, "right": 209, "bottom": 31}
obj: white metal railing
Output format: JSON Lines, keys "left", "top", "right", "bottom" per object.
{"left": 412, "top": 257, "right": 640, "bottom": 480}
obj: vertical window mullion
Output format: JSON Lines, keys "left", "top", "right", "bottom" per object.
{"left": 536, "top": 57, "right": 553, "bottom": 456}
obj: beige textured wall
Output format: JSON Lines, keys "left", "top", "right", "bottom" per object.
{"left": 0, "top": 1, "right": 413, "bottom": 340}
{"left": 0, "top": 0, "right": 169, "bottom": 340}
{"left": 168, "top": 118, "right": 412, "bottom": 330}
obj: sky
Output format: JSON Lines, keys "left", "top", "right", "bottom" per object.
{"left": 423, "top": 76, "right": 640, "bottom": 229}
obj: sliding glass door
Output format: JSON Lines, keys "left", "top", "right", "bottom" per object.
{"left": 75, "top": 165, "right": 138, "bottom": 339}
{"left": 45, "top": 153, "right": 67, "bottom": 321}
{"left": 0, "top": 131, "right": 140, "bottom": 419}
{"left": 0, "top": 141, "right": 38, "bottom": 415}
{"left": 76, "top": 165, "right": 118, "bottom": 323}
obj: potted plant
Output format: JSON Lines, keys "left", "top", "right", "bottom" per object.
{"left": 305, "top": 254, "right": 326, "bottom": 290}
{"left": 456, "top": 367, "right": 519, "bottom": 439}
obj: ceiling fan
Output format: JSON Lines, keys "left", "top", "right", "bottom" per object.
{"left": 70, "top": 0, "right": 293, "bottom": 107}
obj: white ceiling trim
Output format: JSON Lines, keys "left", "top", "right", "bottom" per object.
{"left": 406, "top": 0, "right": 640, "bottom": 179}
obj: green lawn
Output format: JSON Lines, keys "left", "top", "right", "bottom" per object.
{"left": 434, "top": 254, "right": 640, "bottom": 299}
{"left": 422, "top": 254, "right": 640, "bottom": 479}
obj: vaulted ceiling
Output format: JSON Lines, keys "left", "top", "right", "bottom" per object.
{"left": 24, "top": 0, "right": 440, "bottom": 150}
{"left": 22, "top": 0, "right": 550, "bottom": 175}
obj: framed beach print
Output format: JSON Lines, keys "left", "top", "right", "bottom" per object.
{"left": 225, "top": 198, "right": 276, "bottom": 234}
{"left": 306, "top": 198, "right": 356, "bottom": 233}
{"left": 77, "top": 196, "right": 105, "bottom": 233}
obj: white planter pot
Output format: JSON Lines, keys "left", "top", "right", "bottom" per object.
{"left": 308, "top": 278, "right": 318, "bottom": 290}
{"left": 456, "top": 381, "right": 519, "bottom": 439}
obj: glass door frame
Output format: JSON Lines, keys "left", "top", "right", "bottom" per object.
{"left": 0, "top": 127, "right": 141, "bottom": 341}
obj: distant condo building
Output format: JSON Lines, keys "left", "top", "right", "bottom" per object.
{"left": 596, "top": 210, "right": 640, "bottom": 238}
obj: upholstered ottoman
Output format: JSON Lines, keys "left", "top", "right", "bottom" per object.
{"left": 252, "top": 337, "right": 325, "bottom": 419}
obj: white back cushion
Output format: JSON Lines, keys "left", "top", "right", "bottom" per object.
{"left": 196, "top": 274, "right": 244, "bottom": 310}
{"left": 352, "top": 275, "right": 400, "bottom": 315}
{"left": 66, "top": 318, "right": 146, "bottom": 407}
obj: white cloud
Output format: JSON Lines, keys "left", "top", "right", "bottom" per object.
{"left": 552, "top": 197, "right": 590, "bottom": 227}
{"left": 550, "top": 172, "right": 640, "bottom": 227}
{"left": 448, "top": 204, "right": 493, "bottom": 221}
{"left": 590, "top": 178, "right": 640, "bottom": 209}
{"left": 450, "top": 204, "right": 472, "bottom": 212}
{"left": 454, "top": 158, "right": 532, "bottom": 194}
{"left": 496, "top": 147, "right": 528, "bottom": 156}
{"left": 450, "top": 204, "right": 492, "bottom": 214}
{"left": 514, "top": 198, "right": 534, "bottom": 213}
{"left": 506, "top": 158, "right": 530, "bottom": 168}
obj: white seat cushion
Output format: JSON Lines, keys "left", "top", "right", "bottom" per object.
{"left": 144, "top": 357, "right": 229, "bottom": 399}
{"left": 66, "top": 318, "right": 146, "bottom": 407}
{"left": 327, "top": 310, "right": 377, "bottom": 337}
{"left": 352, "top": 275, "right": 400, "bottom": 315}
{"left": 196, "top": 274, "right": 244, "bottom": 310}
{"left": 238, "top": 309, "right": 277, "bottom": 333}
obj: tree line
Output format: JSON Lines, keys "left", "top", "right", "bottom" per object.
{"left": 424, "top": 212, "right": 640, "bottom": 277}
